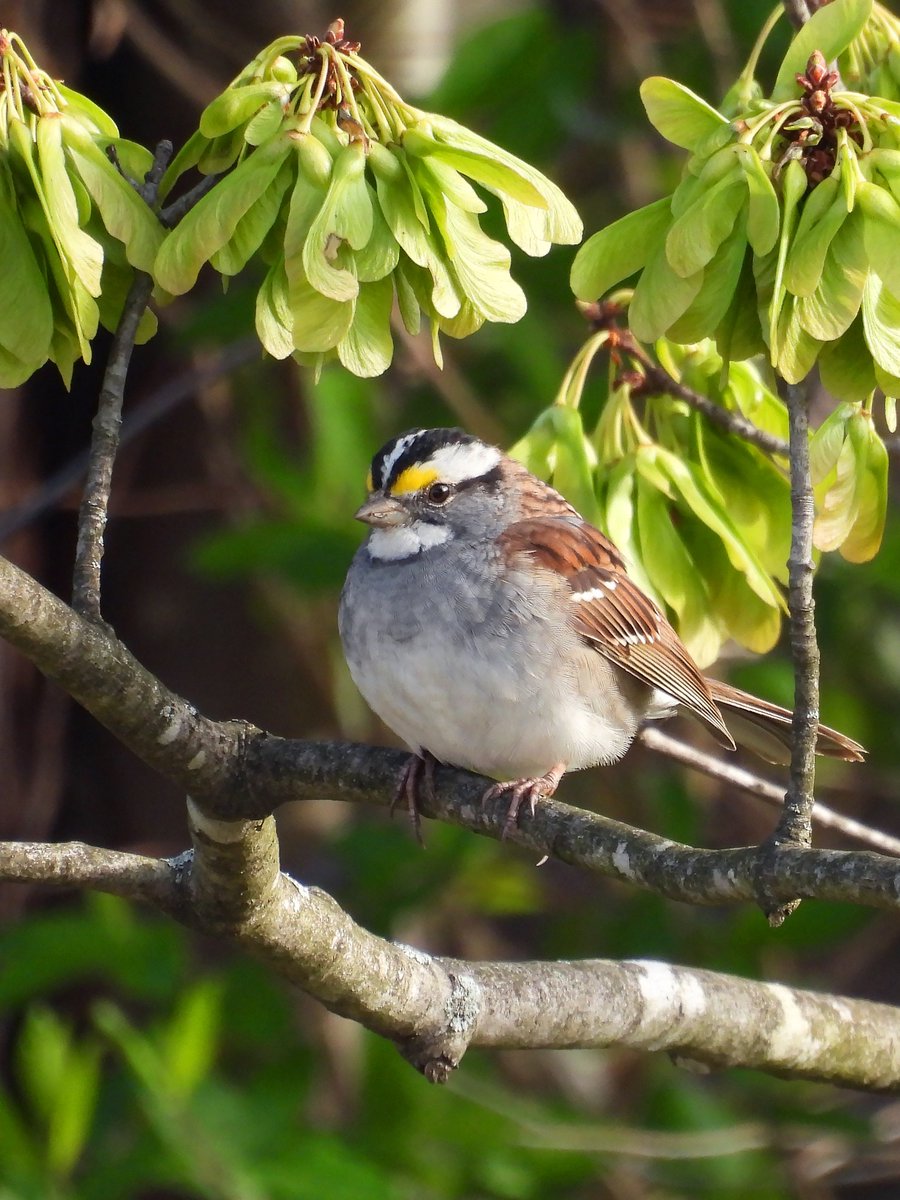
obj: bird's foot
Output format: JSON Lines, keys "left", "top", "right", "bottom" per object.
{"left": 391, "top": 751, "right": 438, "bottom": 845}
{"left": 482, "top": 763, "right": 566, "bottom": 840}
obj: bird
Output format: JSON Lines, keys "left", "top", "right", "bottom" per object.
{"left": 338, "top": 427, "right": 865, "bottom": 837}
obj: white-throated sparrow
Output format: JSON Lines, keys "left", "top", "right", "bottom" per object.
{"left": 339, "top": 428, "right": 864, "bottom": 835}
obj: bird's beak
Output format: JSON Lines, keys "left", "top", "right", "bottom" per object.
{"left": 354, "top": 494, "right": 408, "bottom": 528}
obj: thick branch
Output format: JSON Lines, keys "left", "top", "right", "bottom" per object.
{"left": 0, "top": 552, "right": 897, "bottom": 915}
{"left": 3, "top": 836, "right": 900, "bottom": 1090}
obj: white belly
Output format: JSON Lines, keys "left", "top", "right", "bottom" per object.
{"left": 346, "top": 610, "right": 643, "bottom": 781}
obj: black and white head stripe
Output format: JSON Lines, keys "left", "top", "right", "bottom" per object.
{"left": 369, "top": 428, "right": 502, "bottom": 493}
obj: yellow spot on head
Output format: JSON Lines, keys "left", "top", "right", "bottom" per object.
{"left": 365, "top": 470, "right": 373, "bottom": 493}
{"left": 389, "top": 465, "right": 438, "bottom": 496}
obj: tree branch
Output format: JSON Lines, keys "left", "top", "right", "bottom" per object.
{"left": 759, "top": 379, "right": 821, "bottom": 924}
{"left": 4, "top": 834, "right": 900, "bottom": 1090}
{"left": 0, "top": 552, "right": 898, "bottom": 916}
{"left": 0, "top": 338, "right": 258, "bottom": 544}
{"left": 71, "top": 269, "right": 155, "bottom": 620}
{"left": 71, "top": 140, "right": 174, "bottom": 621}
{"left": 578, "top": 305, "right": 790, "bottom": 458}
{"left": 783, "top": 0, "right": 814, "bottom": 31}
{"left": 639, "top": 727, "right": 900, "bottom": 856}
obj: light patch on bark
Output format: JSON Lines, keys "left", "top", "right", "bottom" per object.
{"left": 765, "top": 982, "right": 816, "bottom": 1066}
{"left": 186, "top": 797, "right": 247, "bottom": 843}
{"left": 156, "top": 706, "right": 184, "bottom": 744}
{"left": 613, "top": 841, "right": 634, "bottom": 879}
{"left": 395, "top": 941, "right": 434, "bottom": 965}
{"left": 632, "top": 960, "right": 709, "bottom": 1049}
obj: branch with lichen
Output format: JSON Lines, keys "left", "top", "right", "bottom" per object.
{"left": 3, "top": 550, "right": 900, "bottom": 1086}
{"left": 4, "top": 829, "right": 900, "bottom": 1090}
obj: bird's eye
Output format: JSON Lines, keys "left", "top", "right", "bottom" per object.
{"left": 425, "top": 481, "right": 451, "bottom": 505}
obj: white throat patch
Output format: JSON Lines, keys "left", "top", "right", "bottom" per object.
{"left": 367, "top": 522, "right": 451, "bottom": 561}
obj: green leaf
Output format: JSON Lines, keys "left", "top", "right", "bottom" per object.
{"left": 738, "top": 145, "right": 780, "bottom": 256}
{"left": 57, "top": 84, "right": 119, "bottom": 137}
{"left": 599, "top": 457, "right": 661, "bottom": 602}
{"left": 547, "top": 407, "right": 601, "bottom": 524}
{"left": 289, "top": 268, "right": 354, "bottom": 352}
{"left": 635, "top": 473, "right": 720, "bottom": 666}
{"left": 772, "top": 0, "right": 874, "bottom": 101}
{"left": 862, "top": 271, "right": 900, "bottom": 376}
{"left": 858, "top": 180, "right": 900, "bottom": 298}
{"left": 412, "top": 155, "right": 487, "bottom": 214}
{"left": 818, "top": 320, "right": 877, "bottom": 402}
{"left": 0, "top": 167, "right": 53, "bottom": 366}
{"left": 629, "top": 243, "right": 704, "bottom": 342}
{"left": 639, "top": 77, "right": 729, "bottom": 151}
{"left": 841, "top": 418, "right": 887, "bottom": 562}
{"left": 255, "top": 261, "right": 294, "bottom": 358}
{"left": 337, "top": 276, "right": 394, "bottom": 377}
{"left": 197, "top": 127, "right": 246, "bottom": 175}
{"left": 570, "top": 196, "right": 671, "bottom": 300}
{"left": 784, "top": 188, "right": 848, "bottom": 298}
{"left": 725, "top": 360, "right": 789, "bottom": 443}
{"left": 654, "top": 445, "right": 785, "bottom": 609}
{"left": 795, "top": 209, "right": 866, "bottom": 340}
{"left": 34, "top": 115, "right": 104, "bottom": 296}
{"left": 350, "top": 184, "right": 400, "bottom": 282}
{"left": 210, "top": 155, "right": 294, "bottom": 275}
{"left": 244, "top": 98, "right": 287, "bottom": 146}
{"left": 199, "top": 81, "right": 290, "bottom": 138}
{"left": 430, "top": 196, "right": 526, "bottom": 323}
{"left": 767, "top": 157, "right": 809, "bottom": 357}
{"left": 374, "top": 163, "right": 432, "bottom": 268}
{"left": 814, "top": 412, "right": 860, "bottom": 551}
{"left": 160, "top": 979, "right": 223, "bottom": 1098}
{"left": 667, "top": 216, "right": 748, "bottom": 343}
{"left": 716, "top": 254, "right": 767, "bottom": 364}
{"left": 62, "top": 118, "right": 165, "bottom": 273}
{"left": 773, "top": 296, "right": 823, "bottom": 383}
{"left": 155, "top": 134, "right": 292, "bottom": 293}
{"left": 393, "top": 259, "right": 421, "bottom": 334}
{"left": 665, "top": 173, "right": 746, "bottom": 278}
{"left": 402, "top": 126, "right": 545, "bottom": 207}
{"left": 302, "top": 144, "right": 371, "bottom": 301}
{"left": 424, "top": 112, "right": 582, "bottom": 245}
{"left": 691, "top": 413, "right": 789, "bottom": 582}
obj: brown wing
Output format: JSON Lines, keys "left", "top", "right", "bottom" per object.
{"left": 500, "top": 515, "right": 736, "bottom": 750}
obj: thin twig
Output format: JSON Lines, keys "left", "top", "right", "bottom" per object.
{"left": 0, "top": 339, "right": 257, "bottom": 544}
{"left": 754, "top": 378, "right": 821, "bottom": 926}
{"left": 139, "top": 137, "right": 173, "bottom": 204}
{"left": 778, "top": 379, "right": 821, "bottom": 847}
{"left": 580, "top": 305, "right": 790, "bottom": 458}
{"left": 783, "top": 0, "right": 814, "bottom": 31}
{"left": 640, "top": 727, "right": 900, "bottom": 857}
{"left": 71, "top": 269, "right": 155, "bottom": 621}
{"left": 71, "top": 139, "right": 174, "bottom": 621}
{"left": 160, "top": 172, "right": 220, "bottom": 228}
